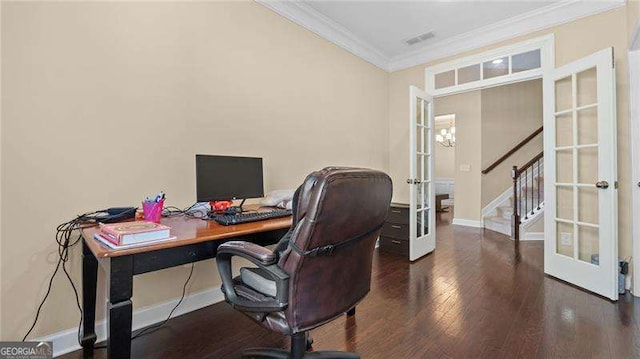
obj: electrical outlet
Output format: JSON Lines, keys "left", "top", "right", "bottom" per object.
{"left": 561, "top": 232, "right": 572, "bottom": 246}
{"left": 459, "top": 164, "right": 471, "bottom": 172}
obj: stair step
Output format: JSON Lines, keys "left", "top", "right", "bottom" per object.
{"left": 484, "top": 216, "right": 512, "bottom": 236}
{"left": 486, "top": 216, "right": 510, "bottom": 224}
{"left": 484, "top": 163, "right": 544, "bottom": 237}
{"left": 498, "top": 209, "right": 513, "bottom": 220}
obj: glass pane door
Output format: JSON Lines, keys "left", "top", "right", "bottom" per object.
{"left": 553, "top": 68, "right": 600, "bottom": 263}
{"left": 409, "top": 86, "right": 436, "bottom": 260}
{"left": 545, "top": 47, "right": 618, "bottom": 300}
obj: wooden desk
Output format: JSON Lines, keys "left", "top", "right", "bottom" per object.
{"left": 80, "top": 211, "right": 291, "bottom": 359}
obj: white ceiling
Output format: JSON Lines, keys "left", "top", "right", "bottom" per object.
{"left": 302, "top": 1, "right": 556, "bottom": 58}
{"left": 258, "top": 0, "right": 626, "bottom": 72}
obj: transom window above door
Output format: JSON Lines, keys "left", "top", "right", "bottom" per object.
{"left": 426, "top": 35, "right": 553, "bottom": 96}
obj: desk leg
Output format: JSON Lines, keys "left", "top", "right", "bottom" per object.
{"left": 107, "top": 256, "right": 133, "bottom": 359}
{"left": 81, "top": 241, "right": 98, "bottom": 358}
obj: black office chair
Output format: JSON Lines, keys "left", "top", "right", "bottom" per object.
{"left": 216, "top": 167, "right": 392, "bottom": 359}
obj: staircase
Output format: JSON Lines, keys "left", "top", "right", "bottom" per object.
{"left": 484, "top": 203, "right": 513, "bottom": 236}
{"left": 480, "top": 127, "right": 544, "bottom": 241}
{"left": 483, "top": 168, "right": 544, "bottom": 237}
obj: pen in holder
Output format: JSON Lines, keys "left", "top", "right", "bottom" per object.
{"left": 142, "top": 199, "right": 164, "bottom": 223}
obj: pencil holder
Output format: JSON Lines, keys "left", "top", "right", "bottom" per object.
{"left": 142, "top": 199, "right": 164, "bottom": 223}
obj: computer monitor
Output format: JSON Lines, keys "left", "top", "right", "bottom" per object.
{"left": 196, "top": 155, "right": 264, "bottom": 202}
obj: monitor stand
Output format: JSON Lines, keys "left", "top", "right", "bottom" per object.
{"left": 224, "top": 199, "right": 246, "bottom": 215}
{"left": 207, "top": 199, "right": 247, "bottom": 218}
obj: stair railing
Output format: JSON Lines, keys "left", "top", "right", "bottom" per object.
{"left": 511, "top": 151, "right": 544, "bottom": 242}
{"left": 482, "top": 126, "right": 543, "bottom": 175}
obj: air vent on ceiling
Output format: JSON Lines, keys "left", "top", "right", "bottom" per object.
{"left": 405, "top": 31, "right": 435, "bottom": 46}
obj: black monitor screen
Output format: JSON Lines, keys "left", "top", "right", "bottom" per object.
{"left": 196, "top": 155, "right": 264, "bottom": 202}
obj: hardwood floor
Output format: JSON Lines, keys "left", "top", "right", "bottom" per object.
{"left": 62, "top": 212, "right": 640, "bottom": 358}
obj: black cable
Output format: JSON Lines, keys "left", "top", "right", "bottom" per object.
{"left": 182, "top": 202, "right": 199, "bottom": 213}
{"left": 24, "top": 208, "right": 197, "bottom": 345}
{"left": 22, "top": 215, "right": 91, "bottom": 342}
{"left": 94, "top": 262, "right": 195, "bottom": 350}
{"left": 162, "top": 202, "right": 208, "bottom": 219}
{"left": 131, "top": 262, "right": 195, "bottom": 339}
{"left": 162, "top": 203, "right": 203, "bottom": 218}
{"left": 21, "top": 252, "right": 64, "bottom": 341}
{"left": 162, "top": 206, "right": 185, "bottom": 216}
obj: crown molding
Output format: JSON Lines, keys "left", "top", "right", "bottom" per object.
{"left": 387, "top": 0, "right": 626, "bottom": 72}
{"left": 255, "top": 0, "right": 390, "bottom": 71}
{"left": 256, "top": 0, "right": 626, "bottom": 73}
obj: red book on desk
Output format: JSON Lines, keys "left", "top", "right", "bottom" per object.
{"left": 99, "top": 221, "right": 171, "bottom": 246}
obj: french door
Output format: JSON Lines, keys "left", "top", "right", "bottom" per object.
{"left": 544, "top": 48, "right": 618, "bottom": 300}
{"left": 408, "top": 86, "right": 436, "bottom": 261}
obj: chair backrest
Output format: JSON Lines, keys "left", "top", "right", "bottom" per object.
{"left": 278, "top": 167, "right": 392, "bottom": 332}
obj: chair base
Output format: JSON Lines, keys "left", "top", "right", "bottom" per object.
{"left": 241, "top": 349, "right": 360, "bottom": 359}
{"left": 242, "top": 331, "right": 358, "bottom": 359}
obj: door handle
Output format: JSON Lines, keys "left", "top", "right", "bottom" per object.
{"left": 595, "top": 181, "right": 609, "bottom": 189}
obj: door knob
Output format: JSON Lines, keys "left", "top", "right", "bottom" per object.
{"left": 595, "top": 181, "right": 609, "bottom": 189}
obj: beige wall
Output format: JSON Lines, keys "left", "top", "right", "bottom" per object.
{"left": 435, "top": 91, "right": 482, "bottom": 221}
{"left": 389, "top": 6, "right": 634, "bottom": 258}
{"left": 428, "top": 80, "right": 542, "bottom": 221}
{"left": 527, "top": 214, "right": 545, "bottom": 233}
{"left": 0, "top": 2, "right": 389, "bottom": 339}
{"left": 481, "top": 79, "right": 543, "bottom": 207}
{"left": 4, "top": 0, "right": 640, "bottom": 343}
{"left": 629, "top": 0, "right": 640, "bottom": 40}
{"left": 388, "top": 65, "right": 424, "bottom": 203}
{"left": 434, "top": 122, "right": 455, "bottom": 179}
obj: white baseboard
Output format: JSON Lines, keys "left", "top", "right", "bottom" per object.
{"left": 36, "top": 287, "right": 225, "bottom": 357}
{"left": 521, "top": 232, "right": 544, "bottom": 241}
{"left": 452, "top": 218, "right": 484, "bottom": 228}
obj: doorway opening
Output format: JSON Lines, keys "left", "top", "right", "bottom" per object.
{"left": 431, "top": 79, "right": 544, "bottom": 238}
{"left": 422, "top": 36, "right": 620, "bottom": 300}
{"left": 434, "top": 114, "right": 456, "bottom": 219}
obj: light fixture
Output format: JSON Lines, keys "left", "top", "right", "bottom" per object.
{"left": 436, "top": 121, "right": 455, "bottom": 147}
{"left": 492, "top": 58, "right": 504, "bottom": 65}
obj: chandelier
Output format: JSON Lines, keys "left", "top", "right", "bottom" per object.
{"left": 436, "top": 124, "right": 455, "bottom": 147}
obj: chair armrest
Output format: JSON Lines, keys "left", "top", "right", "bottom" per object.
{"left": 216, "top": 241, "right": 289, "bottom": 313}
{"left": 218, "top": 241, "right": 276, "bottom": 265}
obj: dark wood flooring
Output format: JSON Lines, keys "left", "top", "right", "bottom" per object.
{"left": 63, "top": 212, "right": 640, "bottom": 358}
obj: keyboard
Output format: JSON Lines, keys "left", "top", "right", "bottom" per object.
{"left": 211, "top": 209, "right": 292, "bottom": 226}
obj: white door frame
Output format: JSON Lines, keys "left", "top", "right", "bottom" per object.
{"left": 424, "top": 35, "right": 555, "bottom": 223}
{"left": 425, "top": 34, "right": 627, "bottom": 298}
{"left": 629, "top": 20, "right": 640, "bottom": 296}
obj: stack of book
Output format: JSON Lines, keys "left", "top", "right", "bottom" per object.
{"left": 94, "top": 221, "right": 175, "bottom": 249}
